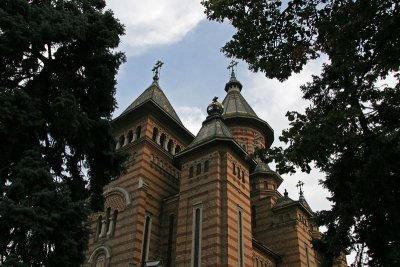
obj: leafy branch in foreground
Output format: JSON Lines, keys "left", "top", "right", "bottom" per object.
{"left": 203, "top": 0, "right": 400, "bottom": 266}
{"left": 0, "top": 0, "right": 126, "bottom": 265}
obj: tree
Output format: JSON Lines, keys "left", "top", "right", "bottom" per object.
{"left": 202, "top": 0, "right": 400, "bottom": 266}
{"left": 0, "top": 0, "right": 126, "bottom": 265}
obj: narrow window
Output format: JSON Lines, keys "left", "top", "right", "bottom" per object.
{"left": 305, "top": 242, "right": 310, "bottom": 267}
{"left": 152, "top": 127, "right": 159, "bottom": 141}
{"left": 238, "top": 209, "right": 244, "bottom": 267}
{"left": 160, "top": 133, "right": 166, "bottom": 147}
{"left": 189, "top": 167, "right": 194, "bottom": 178}
{"left": 204, "top": 160, "right": 209, "bottom": 172}
{"left": 233, "top": 163, "right": 236, "bottom": 175}
{"left": 196, "top": 163, "right": 201, "bottom": 175}
{"left": 192, "top": 207, "right": 202, "bottom": 267}
{"left": 127, "top": 130, "right": 134, "bottom": 143}
{"left": 112, "top": 210, "right": 118, "bottom": 236}
{"left": 167, "top": 140, "right": 173, "bottom": 152}
{"left": 251, "top": 205, "right": 256, "bottom": 228}
{"left": 242, "top": 171, "right": 245, "bottom": 182}
{"left": 237, "top": 167, "right": 240, "bottom": 177}
{"left": 175, "top": 145, "right": 181, "bottom": 153}
{"left": 105, "top": 207, "right": 111, "bottom": 232}
{"left": 118, "top": 135, "right": 125, "bottom": 148}
{"left": 141, "top": 215, "right": 151, "bottom": 267}
{"left": 135, "top": 125, "right": 142, "bottom": 139}
{"left": 96, "top": 215, "right": 102, "bottom": 240}
{"left": 166, "top": 214, "right": 174, "bottom": 267}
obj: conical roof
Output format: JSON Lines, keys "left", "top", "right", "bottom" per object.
{"left": 221, "top": 74, "right": 274, "bottom": 148}
{"left": 299, "top": 191, "right": 313, "bottom": 213}
{"left": 222, "top": 84, "right": 258, "bottom": 119}
{"left": 186, "top": 117, "right": 234, "bottom": 149}
{"left": 119, "top": 81, "right": 182, "bottom": 124}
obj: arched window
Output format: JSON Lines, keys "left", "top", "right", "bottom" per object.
{"left": 105, "top": 207, "right": 111, "bottom": 232}
{"left": 127, "top": 130, "right": 134, "bottom": 143}
{"left": 107, "top": 210, "right": 118, "bottom": 237}
{"left": 141, "top": 215, "right": 151, "bottom": 266}
{"left": 152, "top": 127, "right": 159, "bottom": 142}
{"left": 118, "top": 135, "right": 125, "bottom": 148}
{"left": 189, "top": 167, "right": 193, "bottom": 178}
{"left": 135, "top": 125, "right": 142, "bottom": 139}
{"left": 196, "top": 163, "right": 201, "bottom": 175}
{"left": 96, "top": 215, "right": 102, "bottom": 240}
{"left": 242, "top": 171, "right": 245, "bottom": 182}
{"left": 175, "top": 145, "right": 181, "bottom": 153}
{"left": 167, "top": 140, "right": 173, "bottom": 152}
{"left": 160, "top": 133, "right": 166, "bottom": 148}
{"left": 237, "top": 167, "right": 240, "bottom": 177}
{"left": 233, "top": 163, "right": 236, "bottom": 175}
{"left": 204, "top": 160, "right": 209, "bottom": 172}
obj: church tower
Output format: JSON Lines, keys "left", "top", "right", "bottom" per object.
{"left": 174, "top": 97, "right": 256, "bottom": 267}
{"left": 85, "top": 62, "right": 193, "bottom": 267}
{"left": 84, "top": 62, "right": 347, "bottom": 267}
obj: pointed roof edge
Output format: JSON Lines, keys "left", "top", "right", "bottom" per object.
{"left": 272, "top": 196, "right": 315, "bottom": 217}
{"left": 116, "top": 82, "right": 182, "bottom": 124}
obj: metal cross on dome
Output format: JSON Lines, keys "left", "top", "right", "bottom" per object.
{"left": 152, "top": 60, "right": 164, "bottom": 82}
{"left": 296, "top": 180, "right": 304, "bottom": 195}
{"left": 227, "top": 60, "right": 238, "bottom": 78}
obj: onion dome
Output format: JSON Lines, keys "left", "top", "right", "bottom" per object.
{"left": 174, "top": 97, "right": 257, "bottom": 169}
{"left": 207, "top": 96, "right": 224, "bottom": 117}
{"left": 184, "top": 97, "right": 233, "bottom": 150}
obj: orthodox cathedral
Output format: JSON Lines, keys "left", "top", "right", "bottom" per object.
{"left": 84, "top": 62, "right": 347, "bottom": 267}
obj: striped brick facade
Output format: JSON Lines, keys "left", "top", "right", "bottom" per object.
{"left": 84, "top": 75, "right": 347, "bottom": 267}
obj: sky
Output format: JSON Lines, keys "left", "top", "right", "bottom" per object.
{"left": 106, "top": 0, "right": 332, "bottom": 212}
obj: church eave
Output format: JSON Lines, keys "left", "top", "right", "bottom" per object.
{"left": 252, "top": 238, "right": 281, "bottom": 261}
{"left": 250, "top": 171, "right": 284, "bottom": 187}
{"left": 112, "top": 100, "right": 194, "bottom": 144}
{"left": 222, "top": 116, "right": 274, "bottom": 148}
{"left": 174, "top": 138, "right": 257, "bottom": 169}
{"left": 272, "top": 200, "right": 314, "bottom": 217}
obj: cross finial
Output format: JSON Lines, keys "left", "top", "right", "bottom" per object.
{"left": 227, "top": 60, "right": 238, "bottom": 78}
{"left": 152, "top": 60, "right": 164, "bottom": 82}
{"left": 212, "top": 96, "right": 218, "bottom": 102}
{"left": 296, "top": 180, "right": 304, "bottom": 196}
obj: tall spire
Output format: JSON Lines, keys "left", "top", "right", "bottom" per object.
{"left": 296, "top": 180, "right": 306, "bottom": 201}
{"left": 152, "top": 60, "right": 164, "bottom": 82}
{"left": 227, "top": 60, "right": 238, "bottom": 80}
{"left": 225, "top": 60, "right": 243, "bottom": 92}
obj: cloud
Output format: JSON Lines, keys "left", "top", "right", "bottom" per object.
{"left": 106, "top": 0, "right": 205, "bottom": 56}
{"left": 175, "top": 106, "right": 207, "bottom": 135}
{"left": 239, "top": 57, "right": 333, "bottom": 211}
{"left": 243, "top": 57, "right": 327, "bottom": 142}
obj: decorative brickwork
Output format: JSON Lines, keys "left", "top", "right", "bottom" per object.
{"left": 84, "top": 72, "right": 347, "bottom": 267}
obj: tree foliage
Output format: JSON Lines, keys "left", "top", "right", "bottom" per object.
{"left": 203, "top": 0, "right": 400, "bottom": 266}
{"left": 0, "top": 0, "right": 125, "bottom": 265}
